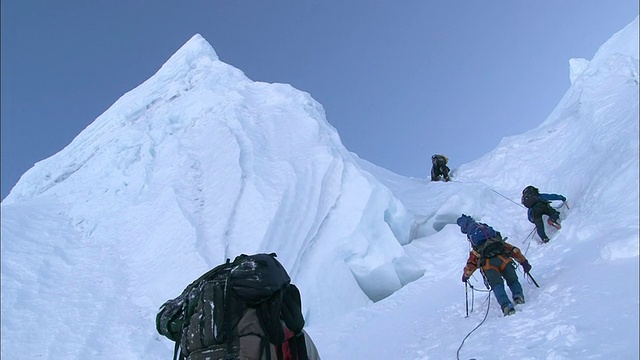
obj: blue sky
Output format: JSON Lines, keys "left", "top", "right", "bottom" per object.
{"left": 1, "top": 1, "right": 638, "bottom": 200}
{"left": 1, "top": 12, "right": 637, "bottom": 357}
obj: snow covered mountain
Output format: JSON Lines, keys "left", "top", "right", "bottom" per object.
{"left": 2, "top": 16, "right": 638, "bottom": 360}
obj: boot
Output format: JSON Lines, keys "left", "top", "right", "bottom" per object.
{"left": 547, "top": 218, "right": 561, "bottom": 230}
{"left": 502, "top": 303, "right": 516, "bottom": 316}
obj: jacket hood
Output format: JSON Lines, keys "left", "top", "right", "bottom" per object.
{"left": 456, "top": 214, "right": 475, "bottom": 234}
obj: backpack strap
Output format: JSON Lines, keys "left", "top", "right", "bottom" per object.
{"left": 280, "top": 285, "right": 308, "bottom": 360}
{"left": 222, "top": 272, "right": 236, "bottom": 356}
{"left": 172, "top": 339, "right": 186, "bottom": 360}
{"left": 280, "top": 285, "right": 304, "bottom": 333}
{"left": 288, "top": 332, "right": 309, "bottom": 360}
{"left": 276, "top": 328, "right": 309, "bottom": 360}
{"left": 256, "top": 290, "right": 286, "bottom": 344}
{"left": 480, "top": 224, "right": 496, "bottom": 238}
{"left": 172, "top": 293, "right": 192, "bottom": 360}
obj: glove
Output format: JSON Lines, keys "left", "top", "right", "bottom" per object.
{"left": 462, "top": 275, "right": 469, "bottom": 283}
{"left": 522, "top": 261, "right": 532, "bottom": 273}
{"left": 561, "top": 196, "right": 567, "bottom": 202}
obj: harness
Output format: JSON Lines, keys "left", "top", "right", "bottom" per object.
{"left": 480, "top": 254, "right": 512, "bottom": 273}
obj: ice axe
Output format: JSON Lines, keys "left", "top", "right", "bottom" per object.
{"left": 464, "top": 281, "right": 469, "bottom": 317}
{"left": 526, "top": 272, "right": 540, "bottom": 288}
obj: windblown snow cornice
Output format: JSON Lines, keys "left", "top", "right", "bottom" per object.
{"left": 570, "top": 16, "right": 639, "bottom": 85}
{"left": 456, "top": 16, "right": 639, "bottom": 191}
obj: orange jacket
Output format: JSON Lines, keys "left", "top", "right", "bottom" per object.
{"left": 463, "top": 242, "right": 528, "bottom": 279}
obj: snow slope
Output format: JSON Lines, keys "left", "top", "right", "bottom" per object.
{"left": 2, "top": 16, "right": 638, "bottom": 360}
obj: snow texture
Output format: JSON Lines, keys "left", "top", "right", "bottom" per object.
{"left": 2, "top": 16, "right": 638, "bottom": 360}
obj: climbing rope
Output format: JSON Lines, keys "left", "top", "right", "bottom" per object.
{"left": 456, "top": 284, "right": 492, "bottom": 360}
{"left": 490, "top": 188, "right": 526, "bottom": 209}
{"left": 522, "top": 227, "right": 536, "bottom": 255}
{"left": 489, "top": 187, "right": 538, "bottom": 253}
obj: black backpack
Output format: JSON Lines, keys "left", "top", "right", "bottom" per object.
{"left": 434, "top": 155, "right": 447, "bottom": 166}
{"left": 521, "top": 186, "right": 540, "bottom": 209}
{"left": 156, "top": 253, "right": 308, "bottom": 360}
{"left": 473, "top": 233, "right": 508, "bottom": 260}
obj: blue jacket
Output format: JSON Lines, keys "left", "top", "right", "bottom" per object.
{"left": 527, "top": 193, "right": 566, "bottom": 222}
{"left": 456, "top": 214, "right": 499, "bottom": 247}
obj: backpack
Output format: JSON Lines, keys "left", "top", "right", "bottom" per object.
{"left": 467, "top": 222, "right": 497, "bottom": 248}
{"left": 474, "top": 235, "right": 507, "bottom": 260}
{"left": 467, "top": 223, "right": 507, "bottom": 259}
{"left": 156, "top": 253, "right": 308, "bottom": 360}
{"left": 433, "top": 155, "right": 447, "bottom": 166}
{"left": 521, "top": 186, "right": 540, "bottom": 209}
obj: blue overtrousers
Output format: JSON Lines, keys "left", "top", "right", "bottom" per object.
{"left": 481, "top": 256, "right": 523, "bottom": 308}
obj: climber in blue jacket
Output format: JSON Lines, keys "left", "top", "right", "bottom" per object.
{"left": 521, "top": 185, "right": 567, "bottom": 243}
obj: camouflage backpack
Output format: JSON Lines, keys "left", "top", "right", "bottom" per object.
{"left": 156, "top": 253, "right": 308, "bottom": 360}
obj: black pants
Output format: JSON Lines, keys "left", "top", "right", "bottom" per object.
{"left": 431, "top": 165, "right": 450, "bottom": 180}
{"left": 530, "top": 202, "right": 560, "bottom": 240}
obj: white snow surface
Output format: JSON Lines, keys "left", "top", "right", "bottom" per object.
{"left": 2, "top": 17, "right": 638, "bottom": 360}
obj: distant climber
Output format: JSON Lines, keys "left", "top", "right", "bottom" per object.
{"left": 521, "top": 185, "right": 567, "bottom": 243}
{"left": 431, "top": 154, "right": 450, "bottom": 181}
{"left": 457, "top": 215, "right": 532, "bottom": 316}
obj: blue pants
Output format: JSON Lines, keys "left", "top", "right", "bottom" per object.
{"left": 481, "top": 255, "right": 523, "bottom": 308}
